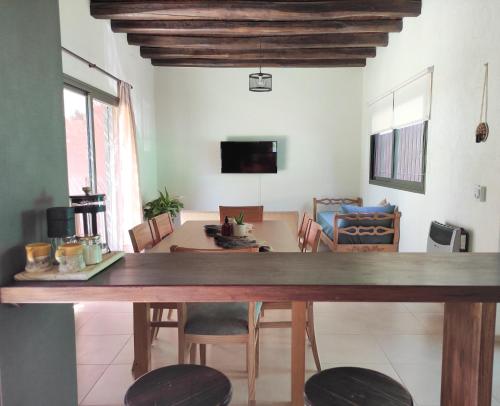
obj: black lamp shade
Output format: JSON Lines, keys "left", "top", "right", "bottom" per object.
{"left": 249, "top": 72, "right": 272, "bottom": 92}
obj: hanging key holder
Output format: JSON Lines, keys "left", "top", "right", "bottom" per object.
{"left": 476, "top": 63, "right": 489, "bottom": 143}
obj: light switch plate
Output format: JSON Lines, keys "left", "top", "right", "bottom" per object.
{"left": 474, "top": 185, "right": 487, "bottom": 202}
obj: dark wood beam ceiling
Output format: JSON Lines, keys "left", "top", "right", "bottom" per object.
{"left": 111, "top": 19, "right": 403, "bottom": 37}
{"left": 90, "top": 0, "right": 422, "bottom": 68}
{"left": 151, "top": 59, "right": 367, "bottom": 68}
{"left": 141, "top": 47, "right": 377, "bottom": 60}
{"left": 91, "top": 1, "right": 421, "bottom": 21}
{"left": 128, "top": 33, "right": 388, "bottom": 49}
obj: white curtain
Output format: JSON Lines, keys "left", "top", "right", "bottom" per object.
{"left": 107, "top": 82, "right": 142, "bottom": 252}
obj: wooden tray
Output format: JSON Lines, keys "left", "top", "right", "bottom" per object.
{"left": 14, "top": 251, "right": 125, "bottom": 281}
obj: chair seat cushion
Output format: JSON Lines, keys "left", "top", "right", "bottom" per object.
{"left": 185, "top": 303, "right": 249, "bottom": 335}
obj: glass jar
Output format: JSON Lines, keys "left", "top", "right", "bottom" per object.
{"left": 78, "top": 235, "right": 103, "bottom": 265}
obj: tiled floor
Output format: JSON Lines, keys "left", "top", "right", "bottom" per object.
{"left": 75, "top": 301, "right": 500, "bottom": 406}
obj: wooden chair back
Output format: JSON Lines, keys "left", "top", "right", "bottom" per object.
{"left": 332, "top": 210, "right": 402, "bottom": 252}
{"left": 302, "top": 220, "right": 323, "bottom": 253}
{"left": 219, "top": 206, "right": 264, "bottom": 223}
{"left": 170, "top": 245, "right": 259, "bottom": 253}
{"left": 151, "top": 212, "right": 174, "bottom": 243}
{"left": 298, "top": 212, "right": 312, "bottom": 238}
{"left": 129, "top": 222, "right": 155, "bottom": 253}
{"left": 313, "top": 197, "right": 362, "bottom": 222}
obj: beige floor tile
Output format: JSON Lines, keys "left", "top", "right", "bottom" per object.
{"left": 392, "top": 362, "right": 442, "bottom": 406}
{"left": 77, "top": 364, "right": 107, "bottom": 403}
{"left": 404, "top": 303, "right": 444, "bottom": 314}
{"left": 364, "top": 312, "right": 429, "bottom": 335}
{"left": 75, "top": 312, "right": 95, "bottom": 332}
{"left": 81, "top": 364, "right": 134, "bottom": 405}
{"left": 314, "top": 309, "right": 372, "bottom": 334}
{"left": 315, "top": 334, "right": 389, "bottom": 364}
{"left": 78, "top": 313, "right": 133, "bottom": 335}
{"left": 412, "top": 313, "right": 444, "bottom": 335}
{"left": 76, "top": 302, "right": 133, "bottom": 314}
{"left": 77, "top": 335, "right": 130, "bottom": 365}
{"left": 317, "top": 362, "right": 401, "bottom": 383}
{"left": 376, "top": 334, "right": 442, "bottom": 365}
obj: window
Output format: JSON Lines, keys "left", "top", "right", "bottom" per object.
{"left": 368, "top": 67, "right": 433, "bottom": 194}
{"left": 63, "top": 75, "right": 118, "bottom": 196}
{"left": 370, "top": 121, "right": 428, "bottom": 193}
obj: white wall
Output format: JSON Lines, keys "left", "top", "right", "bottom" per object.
{"left": 360, "top": 0, "right": 500, "bottom": 252}
{"left": 58, "top": 0, "right": 158, "bottom": 202}
{"left": 155, "top": 68, "right": 363, "bottom": 213}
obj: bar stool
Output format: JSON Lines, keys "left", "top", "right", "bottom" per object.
{"left": 124, "top": 364, "right": 232, "bottom": 406}
{"left": 305, "top": 367, "right": 413, "bottom": 406}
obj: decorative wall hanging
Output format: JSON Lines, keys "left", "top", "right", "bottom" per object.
{"left": 476, "top": 63, "right": 489, "bottom": 143}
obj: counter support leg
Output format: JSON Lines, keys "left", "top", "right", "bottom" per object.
{"left": 291, "top": 301, "right": 306, "bottom": 406}
{"left": 441, "top": 302, "right": 496, "bottom": 406}
{"left": 132, "top": 303, "right": 151, "bottom": 379}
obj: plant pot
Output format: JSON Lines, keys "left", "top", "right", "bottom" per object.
{"left": 233, "top": 224, "right": 248, "bottom": 237}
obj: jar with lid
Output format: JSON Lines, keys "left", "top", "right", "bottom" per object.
{"left": 78, "top": 235, "right": 103, "bottom": 265}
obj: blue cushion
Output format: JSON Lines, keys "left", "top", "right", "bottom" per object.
{"left": 338, "top": 204, "right": 396, "bottom": 244}
{"left": 317, "top": 211, "right": 335, "bottom": 240}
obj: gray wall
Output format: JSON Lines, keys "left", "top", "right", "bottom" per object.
{"left": 0, "top": 1, "right": 77, "bottom": 405}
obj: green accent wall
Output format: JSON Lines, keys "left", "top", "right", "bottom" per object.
{"left": 0, "top": 1, "right": 77, "bottom": 405}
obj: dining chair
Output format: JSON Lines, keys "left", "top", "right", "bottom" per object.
{"left": 128, "top": 221, "right": 155, "bottom": 253}
{"left": 170, "top": 244, "right": 260, "bottom": 403}
{"left": 302, "top": 220, "right": 323, "bottom": 253}
{"left": 129, "top": 222, "right": 178, "bottom": 342}
{"left": 260, "top": 220, "right": 323, "bottom": 372}
{"left": 219, "top": 205, "right": 264, "bottom": 223}
{"left": 298, "top": 213, "right": 313, "bottom": 251}
{"left": 151, "top": 212, "right": 174, "bottom": 244}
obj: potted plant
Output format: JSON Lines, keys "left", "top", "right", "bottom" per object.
{"left": 232, "top": 212, "right": 248, "bottom": 237}
{"left": 143, "top": 187, "right": 184, "bottom": 221}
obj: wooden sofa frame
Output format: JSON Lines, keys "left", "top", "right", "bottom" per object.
{"left": 313, "top": 197, "right": 401, "bottom": 252}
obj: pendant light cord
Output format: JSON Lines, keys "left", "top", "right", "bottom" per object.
{"left": 259, "top": 39, "right": 262, "bottom": 74}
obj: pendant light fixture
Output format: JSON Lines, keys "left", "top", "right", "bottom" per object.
{"left": 249, "top": 39, "right": 272, "bottom": 92}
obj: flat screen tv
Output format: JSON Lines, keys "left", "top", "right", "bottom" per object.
{"left": 221, "top": 141, "right": 277, "bottom": 174}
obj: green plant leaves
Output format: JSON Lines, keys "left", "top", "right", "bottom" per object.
{"left": 235, "top": 211, "right": 245, "bottom": 225}
{"left": 143, "top": 188, "right": 184, "bottom": 220}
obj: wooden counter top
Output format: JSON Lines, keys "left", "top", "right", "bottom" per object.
{"left": 1, "top": 252, "right": 500, "bottom": 303}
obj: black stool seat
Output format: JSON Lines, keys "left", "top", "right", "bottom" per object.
{"left": 305, "top": 367, "right": 413, "bottom": 406}
{"left": 124, "top": 364, "right": 232, "bottom": 406}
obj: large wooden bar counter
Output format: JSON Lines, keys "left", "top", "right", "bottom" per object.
{"left": 1, "top": 252, "right": 500, "bottom": 406}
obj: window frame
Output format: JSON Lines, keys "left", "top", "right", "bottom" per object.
{"left": 369, "top": 121, "right": 428, "bottom": 194}
{"left": 63, "top": 75, "right": 118, "bottom": 194}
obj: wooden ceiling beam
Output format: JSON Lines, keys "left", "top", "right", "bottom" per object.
{"left": 91, "top": 1, "right": 422, "bottom": 21}
{"left": 128, "top": 33, "right": 388, "bottom": 49}
{"left": 150, "top": 58, "right": 367, "bottom": 68}
{"left": 140, "top": 47, "right": 376, "bottom": 60}
{"left": 112, "top": 19, "right": 403, "bottom": 37}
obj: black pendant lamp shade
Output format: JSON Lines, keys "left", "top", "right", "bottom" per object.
{"left": 249, "top": 69, "right": 272, "bottom": 92}
{"left": 249, "top": 39, "right": 272, "bottom": 92}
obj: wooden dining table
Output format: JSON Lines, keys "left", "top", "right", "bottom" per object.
{"left": 147, "top": 220, "right": 300, "bottom": 253}
{"left": 2, "top": 245, "right": 500, "bottom": 405}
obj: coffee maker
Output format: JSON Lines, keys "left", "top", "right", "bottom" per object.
{"left": 70, "top": 191, "right": 110, "bottom": 254}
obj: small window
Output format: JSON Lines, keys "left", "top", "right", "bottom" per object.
{"left": 370, "top": 121, "right": 427, "bottom": 193}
